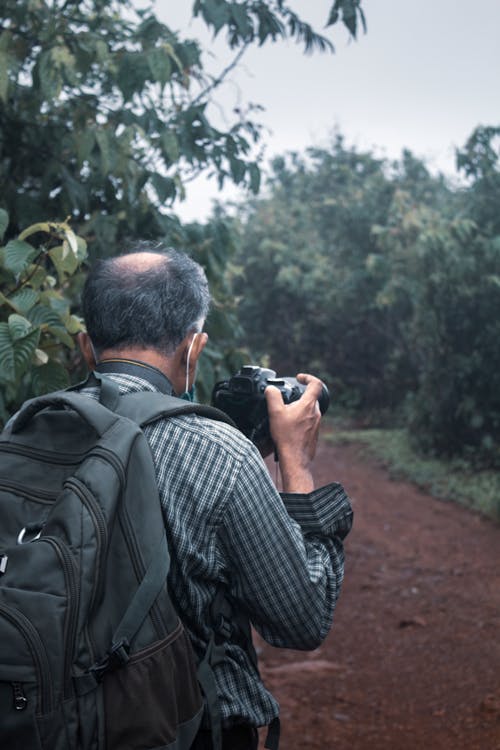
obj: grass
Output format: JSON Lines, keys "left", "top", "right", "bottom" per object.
{"left": 324, "top": 424, "right": 500, "bottom": 522}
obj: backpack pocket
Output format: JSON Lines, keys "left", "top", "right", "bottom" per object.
{"left": 0, "top": 535, "right": 80, "bottom": 750}
{"left": 103, "top": 621, "right": 203, "bottom": 750}
{"left": 0, "top": 604, "right": 52, "bottom": 749}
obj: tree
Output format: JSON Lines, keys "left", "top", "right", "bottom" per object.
{"left": 0, "top": 0, "right": 365, "bottom": 415}
{"left": 234, "top": 136, "right": 411, "bottom": 411}
{"left": 374, "top": 190, "right": 500, "bottom": 466}
{"left": 0, "top": 210, "right": 87, "bottom": 422}
{"left": 0, "top": 0, "right": 365, "bottom": 250}
{"left": 233, "top": 125, "right": 500, "bottom": 465}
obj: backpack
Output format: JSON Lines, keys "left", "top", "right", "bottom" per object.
{"left": 0, "top": 375, "right": 235, "bottom": 750}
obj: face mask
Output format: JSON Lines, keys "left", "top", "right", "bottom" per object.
{"left": 179, "top": 333, "right": 198, "bottom": 402}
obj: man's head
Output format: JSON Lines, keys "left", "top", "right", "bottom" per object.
{"left": 79, "top": 245, "right": 210, "bottom": 394}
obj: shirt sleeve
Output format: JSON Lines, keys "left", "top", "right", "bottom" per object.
{"left": 218, "top": 444, "right": 353, "bottom": 650}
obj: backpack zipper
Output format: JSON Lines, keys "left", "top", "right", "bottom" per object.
{"left": 63, "top": 477, "right": 107, "bottom": 616}
{"left": 0, "top": 603, "right": 53, "bottom": 714}
{"left": 12, "top": 681, "right": 28, "bottom": 710}
{"left": 0, "top": 480, "right": 56, "bottom": 504}
{"left": 91, "top": 446, "right": 126, "bottom": 486}
{"left": 0, "top": 442, "right": 86, "bottom": 465}
{"left": 37, "top": 536, "right": 79, "bottom": 699}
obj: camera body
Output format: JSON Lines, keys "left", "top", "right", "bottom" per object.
{"left": 211, "top": 365, "right": 330, "bottom": 451}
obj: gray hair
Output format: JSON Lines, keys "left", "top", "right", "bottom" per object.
{"left": 82, "top": 245, "right": 210, "bottom": 355}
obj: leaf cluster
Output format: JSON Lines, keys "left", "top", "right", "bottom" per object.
{"left": 194, "top": 0, "right": 365, "bottom": 52}
{"left": 0, "top": 0, "right": 267, "bottom": 252}
{"left": 0, "top": 210, "right": 87, "bottom": 423}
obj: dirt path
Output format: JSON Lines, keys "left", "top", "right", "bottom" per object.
{"left": 257, "top": 441, "right": 500, "bottom": 750}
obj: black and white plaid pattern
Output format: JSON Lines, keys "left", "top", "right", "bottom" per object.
{"left": 82, "top": 373, "right": 353, "bottom": 727}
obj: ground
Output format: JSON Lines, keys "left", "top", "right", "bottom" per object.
{"left": 257, "top": 441, "right": 500, "bottom": 750}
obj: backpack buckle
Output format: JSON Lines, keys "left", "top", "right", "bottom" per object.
{"left": 89, "top": 638, "right": 130, "bottom": 681}
{"left": 108, "top": 638, "right": 130, "bottom": 669}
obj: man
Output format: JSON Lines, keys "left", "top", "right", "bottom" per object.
{"left": 78, "top": 245, "right": 353, "bottom": 750}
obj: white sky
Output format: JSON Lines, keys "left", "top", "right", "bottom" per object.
{"left": 155, "top": 0, "right": 500, "bottom": 222}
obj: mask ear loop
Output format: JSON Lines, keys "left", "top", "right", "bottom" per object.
{"left": 185, "top": 332, "right": 198, "bottom": 394}
{"left": 89, "top": 340, "right": 99, "bottom": 366}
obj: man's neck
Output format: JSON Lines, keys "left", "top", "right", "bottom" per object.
{"left": 95, "top": 358, "right": 174, "bottom": 395}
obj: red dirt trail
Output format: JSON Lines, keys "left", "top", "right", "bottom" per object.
{"left": 257, "top": 441, "right": 500, "bottom": 750}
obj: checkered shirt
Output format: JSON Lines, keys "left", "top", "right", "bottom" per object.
{"left": 81, "top": 372, "right": 353, "bottom": 728}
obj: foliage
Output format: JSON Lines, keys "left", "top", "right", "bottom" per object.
{"left": 0, "top": 0, "right": 364, "bottom": 414}
{"left": 374, "top": 192, "right": 500, "bottom": 466}
{"left": 233, "top": 127, "right": 500, "bottom": 466}
{"left": 194, "top": 0, "right": 366, "bottom": 51}
{"left": 0, "top": 211, "right": 87, "bottom": 423}
{"left": 325, "top": 426, "right": 500, "bottom": 521}
{"left": 0, "top": 0, "right": 362, "bottom": 251}
{"left": 234, "top": 135, "right": 438, "bottom": 410}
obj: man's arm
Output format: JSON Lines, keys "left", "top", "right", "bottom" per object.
{"left": 219, "top": 443, "right": 352, "bottom": 650}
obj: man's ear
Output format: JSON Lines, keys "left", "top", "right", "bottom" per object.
{"left": 77, "top": 332, "right": 97, "bottom": 370}
{"left": 186, "top": 332, "right": 208, "bottom": 373}
{"left": 180, "top": 331, "right": 208, "bottom": 378}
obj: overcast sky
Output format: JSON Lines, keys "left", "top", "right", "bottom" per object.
{"left": 155, "top": 1, "right": 500, "bottom": 222}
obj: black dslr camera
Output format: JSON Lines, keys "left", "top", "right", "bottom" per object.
{"left": 211, "top": 366, "right": 330, "bottom": 452}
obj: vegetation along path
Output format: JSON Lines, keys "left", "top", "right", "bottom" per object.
{"left": 257, "top": 440, "right": 500, "bottom": 749}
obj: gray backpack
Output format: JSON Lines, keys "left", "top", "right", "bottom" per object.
{"left": 0, "top": 378, "right": 234, "bottom": 750}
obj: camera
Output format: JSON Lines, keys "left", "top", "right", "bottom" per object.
{"left": 211, "top": 365, "right": 330, "bottom": 451}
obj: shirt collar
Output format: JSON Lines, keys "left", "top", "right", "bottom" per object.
{"left": 95, "top": 359, "right": 174, "bottom": 395}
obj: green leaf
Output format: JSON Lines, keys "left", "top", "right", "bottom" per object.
{"left": 0, "top": 386, "right": 9, "bottom": 426}
{"left": 76, "top": 128, "right": 95, "bottom": 166}
{"left": 151, "top": 173, "right": 176, "bottom": 203}
{"left": 28, "top": 303, "right": 64, "bottom": 328}
{"left": 18, "top": 222, "right": 52, "bottom": 241}
{"left": 65, "top": 314, "right": 85, "bottom": 335}
{"left": 160, "top": 130, "right": 180, "bottom": 164}
{"left": 0, "top": 317, "right": 40, "bottom": 383}
{"left": 33, "top": 348, "right": 49, "bottom": 365}
{"left": 75, "top": 236, "right": 88, "bottom": 262}
{"left": 8, "top": 288, "right": 40, "bottom": 315}
{"left": 199, "top": 0, "right": 231, "bottom": 35}
{"left": 146, "top": 48, "right": 172, "bottom": 86}
{"left": 49, "top": 244, "right": 79, "bottom": 280}
{"left": 0, "top": 322, "right": 15, "bottom": 383}
{"left": 4, "top": 239, "right": 39, "bottom": 278}
{"left": 13, "top": 327, "right": 40, "bottom": 378}
{"left": 326, "top": 7, "right": 340, "bottom": 26}
{"left": 117, "top": 51, "right": 151, "bottom": 101}
{"left": 95, "top": 129, "right": 112, "bottom": 173}
{"left": 230, "top": 5, "right": 253, "bottom": 38}
{"left": 229, "top": 157, "right": 246, "bottom": 185}
{"left": 47, "top": 325, "right": 74, "bottom": 348}
{"left": 32, "top": 360, "right": 69, "bottom": 396}
{"left": 248, "top": 163, "right": 261, "bottom": 194}
{"left": 8, "top": 313, "right": 33, "bottom": 340}
{"left": 0, "top": 48, "right": 9, "bottom": 103}
{"left": 0, "top": 208, "right": 8, "bottom": 241}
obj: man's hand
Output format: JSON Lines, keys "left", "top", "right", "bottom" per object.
{"left": 265, "top": 373, "right": 324, "bottom": 494}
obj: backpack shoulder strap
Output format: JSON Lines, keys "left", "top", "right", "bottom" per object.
{"left": 8, "top": 390, "right": 119, "bottom": 436}
{"left": 69, "top": 371, "right": 236, "bottom": 429}
{"left": 114, "top": 390, "right": 236, "bottom": 429}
